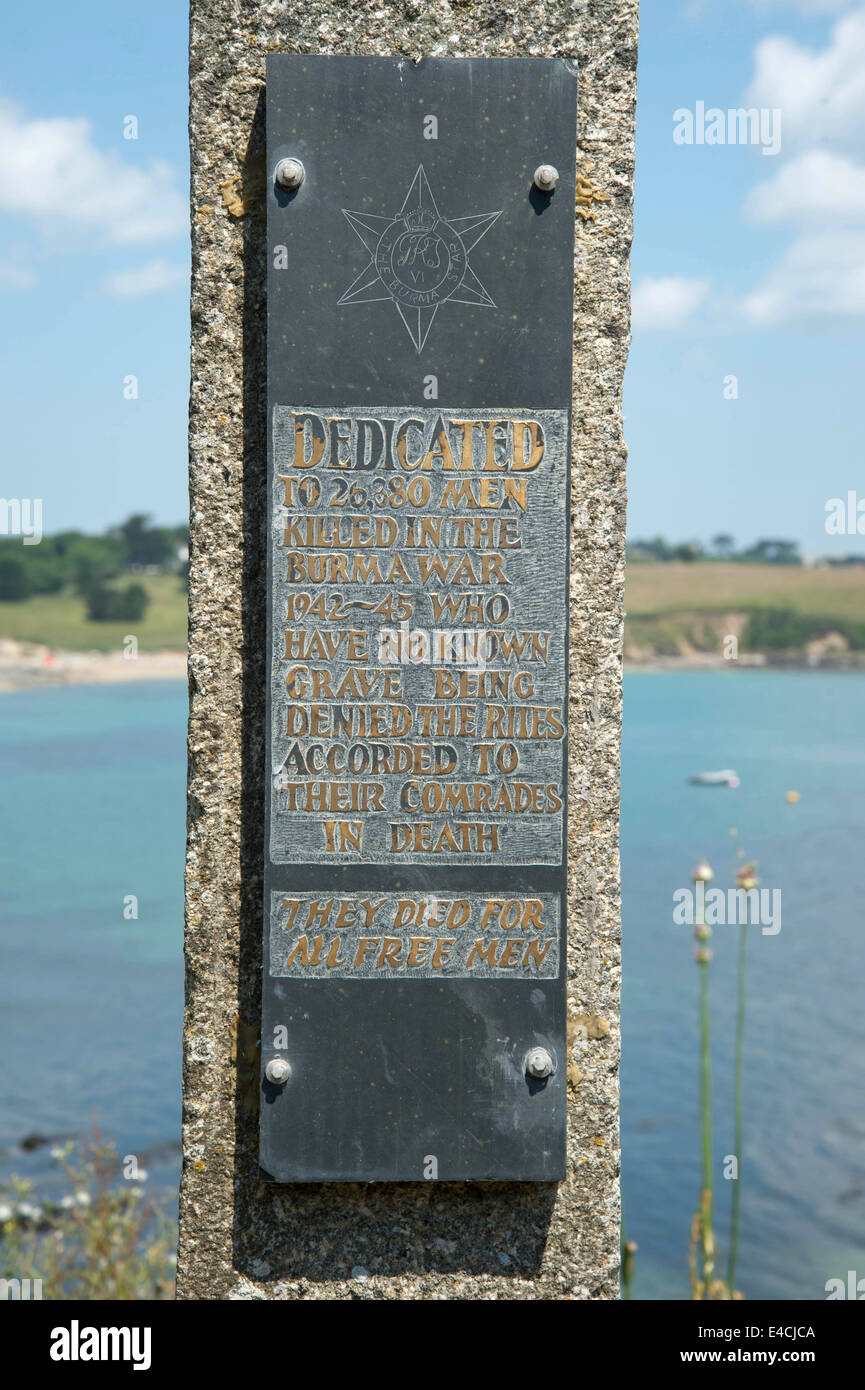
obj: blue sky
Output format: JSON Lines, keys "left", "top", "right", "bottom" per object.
{"left": 629, "top": 0, "right": 865, "bottom": 555}
{"left": 0, "top": 0, "right": 863, "bottom": 552}
{"left": 0, "top": 2, "right": 189, "bottom": 535}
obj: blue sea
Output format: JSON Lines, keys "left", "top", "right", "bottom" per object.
{"left": 622, "top": 671, "right": 865, "bottom": 1300}
{"left": 1, "top": 671, "right": 863, "bottom": 1299}
{"left": 0, "top": 682, "right": 185, "bottom": 1203}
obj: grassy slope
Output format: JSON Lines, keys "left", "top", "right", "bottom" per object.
{"left": 0, "top": 575, "right": 187, "bottom": 652}
{"left": 626, "top": 562, "right": 865, "bottom": 621}
{"left": 625, "top": 563, "right": 865, "bottom": 657}
{"left": 1, "top": 564, "right": 862, "bottom": 655}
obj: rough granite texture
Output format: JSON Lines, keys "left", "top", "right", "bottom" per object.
{"left": 179, "top": 0, "right": 637, "bottom": 1300}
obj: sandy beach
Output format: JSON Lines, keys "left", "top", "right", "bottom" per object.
{"left": 2, "top": 636, "right": 861, "bottom": 691}
{"left": 0, "top": 639, "right": 187, "bottom": 692}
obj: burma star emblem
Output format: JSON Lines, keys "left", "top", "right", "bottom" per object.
{"left": 338, "top": 166, "right": 502, "bottom": 353}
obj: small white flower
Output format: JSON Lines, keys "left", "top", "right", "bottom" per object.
{"left": 74, "top": 1190, "right": 91, "bottom": 1207}
{"left": 60, "top": 1195, "right": 76, "bottom": 1209}
{"left": 0, "top": 1203, "right": 13, "bottom": 1222}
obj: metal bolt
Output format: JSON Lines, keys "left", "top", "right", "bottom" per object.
{"left": 533, "top": 163, "right": 559, "bottom": 193}
{"left": 265, "top": 1056, "right": 292, "bottom": 1085}
{"left": 274, "top": 157, "right": 305, "bottom": 191}
{"left": 525, "top": 1046, "right": 555, "bottom": 1080}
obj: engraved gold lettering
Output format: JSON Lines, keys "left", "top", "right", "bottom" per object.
{"left": 431, "top": 938, "right": 455, "bottom": 969}
{"left": 291, "top": 411, "right": 327, "bottom": 468}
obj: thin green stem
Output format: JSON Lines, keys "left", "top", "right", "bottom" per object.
{"left": 699, "top": 957, "right": 713, "bottom": 1228}
{"left": 728, "top": 902, "right": 748, "bottom": 1291}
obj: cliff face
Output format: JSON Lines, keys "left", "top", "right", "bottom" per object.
{"left": 625, "top": 611, "right": 865, "bottom": 668}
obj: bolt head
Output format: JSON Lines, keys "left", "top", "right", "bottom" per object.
{"left": 533, "top": 164, "right": 559, "bottom": 192}
{"left": 265, "top": 1057, "right": 292, "bottom": 1085}
{"left": 275, "top": 157, "right": 305, "bottom": 191}
{"left": 525, "top": 1046, "right": 555, "bottom": 1080}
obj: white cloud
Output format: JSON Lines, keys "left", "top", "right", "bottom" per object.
{"left": 0, "top": 262, "right": 36, "bottom": 290}
{"left": 631, "top": 276, "right": 710, "bottom": 330}
{"left": 739, "top": 10, "right": 865, "bottom": 321}
{"left": 746, "top": 9, "right": 865, "bottom": 152}
{"left": 742, "top": 231, "right": 865, "bottom": 321}
{"left": 103, "top": 259, "right": 188, "bottom": 298}
{"left": 745, "top": 150, "right": 865, "bottom": 225}
{"left": 746, "top": 1, "right": 857, "bottom": 15}
{"left": 0, "top": 98, "right": 186, "bottom": 245}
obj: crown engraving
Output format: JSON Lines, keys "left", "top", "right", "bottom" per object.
{"left": 404, "top": 206, "right": 438, "bottom": 233}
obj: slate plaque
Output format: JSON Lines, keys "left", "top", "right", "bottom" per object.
{"left": 261, "top": 54, "right": 577, "bottom": 1181}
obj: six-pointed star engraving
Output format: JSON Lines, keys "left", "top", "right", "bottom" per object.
{"left": 338, "top": 166, "right": 502, "bottom": 353}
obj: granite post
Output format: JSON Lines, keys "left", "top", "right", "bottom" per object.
{"left": 179, "top": 0, "right": 637, "bottom": 1300}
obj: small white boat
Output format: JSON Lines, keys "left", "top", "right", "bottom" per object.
{"left": 689, "top": 769, "right": 740, "bottom": 788}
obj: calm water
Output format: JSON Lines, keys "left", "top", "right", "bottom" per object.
{"left": 622, "top": 671, "right": 865, "bottom": 1300}
{"left": 1, "top": 672, "right": 863, "bottom": 1298}
{"left": 0, "top": 682, "right": 185, "bottom": 1199}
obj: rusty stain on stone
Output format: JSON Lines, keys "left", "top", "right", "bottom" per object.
{"left": 574, "top": 163, "right": 612, "bottom": 227}
{"left": 220, "top": 177, "right": 246, "bottom": 217}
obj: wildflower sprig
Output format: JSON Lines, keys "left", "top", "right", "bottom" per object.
{"left": 0, "top": 1129, "right": 175, "bottom": 1300}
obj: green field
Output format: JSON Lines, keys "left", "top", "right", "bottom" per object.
{"left": 2, "top": 562, "right": 863, "bottom": 656}
{"left": 626, "top": 562, "right": 865, "bottom": 620}
{"left": 0, "top": 574, "right": 187, "bottom": 652}
{"left": 625, "top": 562, "right": 865, "bottom": 656}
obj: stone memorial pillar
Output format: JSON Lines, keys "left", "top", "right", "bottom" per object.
{"left": 179, "top": 0, "right": 637, "bottom": 1300}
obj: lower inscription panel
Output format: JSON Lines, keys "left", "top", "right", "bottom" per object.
{"left": 260, "top": 885, "right": 566, "bottom": 1183}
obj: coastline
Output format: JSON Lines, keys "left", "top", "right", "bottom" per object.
{"left": 623, "top": 651, "right": 865, "bottom": 673}
{"left": 0, "top": 639, "right": 187, "bottom": 692}
{"left": 1, "top": 638, "right": 862, "bottom": 691}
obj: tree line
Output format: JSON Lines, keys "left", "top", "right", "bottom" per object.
{"left": 627, "top": 535, "right": 803, "bottom": 564}
{"left": 0, "top": 515, "right": 188, "bottom": 622}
